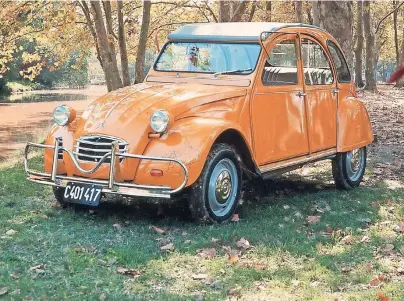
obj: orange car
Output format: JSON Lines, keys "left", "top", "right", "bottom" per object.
{"left": 25, "top": 22, "right": 373, "bottom": 222}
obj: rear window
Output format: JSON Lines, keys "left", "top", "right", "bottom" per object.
{"left": 327, "top": 41, "right": 351, "bottom": 83}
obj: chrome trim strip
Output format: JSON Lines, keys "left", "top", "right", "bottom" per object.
{"left": 74, "top": 145, "right": 127, "bottom": 152}
{"left": 260, "top": 149, "right": 336, "bottom": 173}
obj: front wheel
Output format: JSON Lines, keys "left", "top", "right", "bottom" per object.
{"left": 188, "top": 143, "right": 242, "bottom": 223}
{"left": 332, "top": 147, "right": 367, "bottom": 189}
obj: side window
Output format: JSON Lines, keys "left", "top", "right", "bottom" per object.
{"left": 327, "top": 41, "right": 351, "bottom": 83}
{"left": 262, "top": 39, "right": 298, "bottom": 86}
{"left": 301, "top": 38, "right": 334, "bottom": 85}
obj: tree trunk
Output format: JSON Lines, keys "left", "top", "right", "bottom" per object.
{"left": 117, "top": 1, "right": 130, "bottom": 86}
{"left": 295, "top": 1, "right": 303, "bottom": 23}
{"left": 363, "top": 1, "right": 377, "bottom": 91}
{"left": 230, "top": 1, "right": 248, "bottom": 22}
{"left": 393, "top": 1, "right": 399, "bottom": 67}
{"left": 306, "top": 5, "right": 313, "bottom": 24}
{"left": 265, "top": 1, "right": 272, "bottom": 22}
{"left": 134, "top": 1, "right": 151, "bottom": 84}
{"left": 354, "top": 0, "right": 364, "bottom": 87}
{"left": 312, "top": 1, "right": 354, "bottom": 70}
{"left": 90, "top": 1, "right": 122, "bottom": 91}
{"left": 219, "top": 1, "right": 231, "bottom": 22}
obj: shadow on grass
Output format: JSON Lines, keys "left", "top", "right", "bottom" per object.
{"left": 1, "top": 161, "right": 403, "bottom": 300}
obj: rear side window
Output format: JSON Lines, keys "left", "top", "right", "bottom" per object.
{"left": 301, "top": 38, "right": 334, "bottom": 85}
{"left": 262, "top": 39, "right": 298, "bottom": 86}
{"left": 327, "top": 41, "right": 351, "bottom": 83}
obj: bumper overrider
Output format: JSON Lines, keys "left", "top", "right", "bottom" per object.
{"left": 24, "top": 137, "right": 188, "bottom": 199}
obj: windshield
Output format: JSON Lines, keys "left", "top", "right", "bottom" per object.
{"left": 155, "top": 42, "right": 261, "bottom": 74}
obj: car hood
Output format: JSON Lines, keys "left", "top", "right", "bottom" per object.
{"left": 77, "top": 82, "right": 246, "bottom": 135}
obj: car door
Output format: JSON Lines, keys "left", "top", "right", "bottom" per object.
{"left": 300, "top": 36, "right": 337, "bottom": 153}
{"left": 252, "top": 34, "right": 309, "bottom": 167}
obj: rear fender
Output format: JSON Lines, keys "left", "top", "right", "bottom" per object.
{"left": 337, "top": 97, "right": 374, "bottom": 152}
{"left": 134, "top": 117, "right": 252, "bottom": 188}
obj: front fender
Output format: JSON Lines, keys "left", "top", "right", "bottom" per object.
{"left": 337, "top": 97, "right": 374, "bottom": 152}
{"left": 134, "top": 117, "right": 249, "bottom": 189}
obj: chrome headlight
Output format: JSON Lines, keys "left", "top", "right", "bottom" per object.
{"left": 150, "top": 110, "right": 170, "bottom": 133}
{"left": 53, "top": 105, "right": 72, "bottom": 126}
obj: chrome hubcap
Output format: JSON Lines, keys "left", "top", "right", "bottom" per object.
{"left": 208, "top": 158, "right": 238, "bottom": 217}
{"left": 346, "top": 148, "right": 365, "bottom": 181}
{"left": 215, "top": 170, "right": 232, "bottom": 203}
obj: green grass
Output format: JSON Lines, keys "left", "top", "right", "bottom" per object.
{"left": 1, "top": 160, "right": 403, "bottom": 300}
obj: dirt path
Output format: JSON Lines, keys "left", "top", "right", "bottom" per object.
{"left": 0, "top": 86, "right": 106, "bottom": 162}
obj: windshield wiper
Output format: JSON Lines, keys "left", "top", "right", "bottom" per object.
{"left": 213, "top": 68, "right": 252, "bottom": 78}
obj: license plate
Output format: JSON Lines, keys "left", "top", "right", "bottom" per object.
{"left": 63, "top": 182, "right": 102, "bottom": 206}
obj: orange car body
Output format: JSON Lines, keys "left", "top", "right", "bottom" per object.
{"left": 27, "top": 22, "right": 373, "bottom": 199}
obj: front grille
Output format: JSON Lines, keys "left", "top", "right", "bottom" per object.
{"left": 74, "top": 135, "right": 128, "bottom": 163}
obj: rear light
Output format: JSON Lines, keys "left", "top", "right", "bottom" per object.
{"left": 150, "top": 169, "right": 163, "bottom": 177}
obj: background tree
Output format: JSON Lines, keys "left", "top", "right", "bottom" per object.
{"left": 354, "top": 0, "right": 365, "bottom": 87}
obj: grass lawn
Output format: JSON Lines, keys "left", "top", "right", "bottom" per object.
{"left": 0, "top": 157, "right": 403, "bottom": 301}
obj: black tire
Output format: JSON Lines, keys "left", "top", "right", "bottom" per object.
{"left": 188, "top": 143, "right": 242, "bottom": 223}
{"left": 332, "top": 147, "right": 367, "bottom": 189}
{"left": 53, "top": 187, "right": 68, "bottom": 208}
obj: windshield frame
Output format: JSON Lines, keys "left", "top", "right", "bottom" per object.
{"left": 153, "top": 41, "right": 262, "bottom": 76}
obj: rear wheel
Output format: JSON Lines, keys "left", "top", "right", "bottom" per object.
{"left": 332, "top": 147, "right": 367, "bottom": 189}
{"left": 53, "top": 187, "right": 68, "bottom": 208}
{"left": 188, "top": 143, "right": 241, "bottom": 223}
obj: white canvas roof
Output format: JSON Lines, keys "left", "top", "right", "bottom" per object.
{"left": 168, "top": 22, "right": 322, "bottom": 42}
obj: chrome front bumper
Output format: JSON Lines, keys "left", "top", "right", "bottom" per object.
{"left": 24, "top": 137, "right": 188, "bottom": 199}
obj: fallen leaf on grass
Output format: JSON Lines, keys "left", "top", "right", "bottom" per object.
{"left": 231, "top": 214, "right": 240, "bottom": 222}
{"left": 361, "top": 236, "right": 371, "bottom": 243}
{"left": 197, "top": 248, "right": 216, "bottom": 259}
{"left": 191, "top": 273, "right": 208, "bottom": 280}
{"left": 369, "top": 275, "right": 387, "bottom": 287}
{"left": 50, "top": 201, "right": 59, "bottom": 207}
{"left": 10, "top": 273, "right": 19, "bottom": 280}
{"left": 184, "top": 239, "right": 192, "bottom": 244}
{"left": 150, "top": 225, "right": 165, "bottom": 235}
{"left": 306, "top": 216, "right": 320, "bottom": 224}
{"left": 99, "top": 293, "right": 106, "bottom": 301}
{"left": 341, "top": 235, "right": 355, "bottom": 245}
{"left": 399, "top": 245, "right": 404, "bottom": 254}
{"left": 228, "top": 255, "right": 239, "bottom": 264}
{"left": 394, "top": 221, "right": 404, "bottom": 233}
{"left": 112, "top": 223, "right": 122, "bottom": 230}
{"left": 117, "top": 267, "right": 141, "bottom": 278}
{"left": 0, "top": 288, "right": 7, "bottom": 296}
{"left": 236, "top": 237, "right": 251, "bottom": 249}
{"left": 5, "top": 229, "right": 18, "bottom": 236}
{"left": 211, "top": 237, "right": 220, "bottom": 243}
{"left": 40, "top": 215, "right": 48, "bottom": 219}
{"left": 228, "top": 286, "right": 242, "bottom": 296}
{"left": 377, "top": 291, "right": 389, "bottom": 301}
{"left": 160, "top": 243, "right": 174, "bottom": 252}
{"left": 382, "top": 244, "right": 395, "bottom": 253}
{"left": 74, "top": 247, "right": 86, "bottom": 253}
{"left": 29, "top": 264, "right": 45, "bottom": 271}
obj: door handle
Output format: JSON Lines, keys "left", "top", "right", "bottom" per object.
{"left": 297, "top": 91, "right": 306, "bottom": 97}
{"left": 332, "top": 88, "right": 339, "bottom": 95}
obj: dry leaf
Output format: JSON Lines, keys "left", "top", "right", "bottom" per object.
{"left": 184, "top": 239, "right": 192, "bottom": 244}
{"left": 5, "top": 229, "right": 18, "bottom": 236}
{"left": 211, "top": 237, "right": 220, "bottom": 243}
{"left": 341, "top": 235, "right": 355, "bottom": 245}
{"left": 228, "top": 286, "right": 242, "bottom": 296}
{"left": 399, "top": 245, "right": 404, "bottom": 254}
{"left": 382, "top": 244, "right": 395, "bottom": 253}
{"left": 361, "top": 236, "right": 371, "bottom": 243}
{"left": 228, "top": 255, "right": 239, "bottom": 264}
{"left": 29, "top": 264, "right": 45, "bottom": 271}
{"left": 0, "top": 288, "right": 7, "bottom": 296}
{"left": 369, "top": 278, "right": 381, "bottom": 287}
{"left": 160, "top": 243, "right": 174, "bottom": 252}
{"left": 197, "top": 248, "right": 216, "bottom": 259}
{"left": 306, "top": 216, "right": 321, "bottom": 224}
{"left": 254, "top": 264, "right": 267, "bottom": 270}
{"left": 50, "top": 201, "right": 59, "bottom": 207}
{"left": 117, "top": 267, "right": 141, "bottom": 277}
{"left": 74, "top": 247, "right": 86, "bottom": 253}
{"left": 10, "top": 273, "right": 19, "bottom": 280}
{"left": 99, "top": 293, "right": 106, "bottom": 301}
{"left": 377, "top": 291, "right": 389, "bottom": 301}
{"left": 236, "top": 237, "right": 251, "bottom": 249}
{"left": 394, "top": 221, "right": 404, "bottom": 233}
{"left": 112, "top": 223, "right": 122, "bottom": 230}
{"left": 191, "top": 273, "right": 208, "bottom": 280}
{"left": 326, "top": 226, "right": 333, "bottom": 233}
{"left": 40, "top": 215, "right": 48, "bottom": 219}
{"left": 150, "top": 225, "right": 165, "bottom": 235}
{"left": 231, "top": 214, "right": 240, "bottom": 222}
